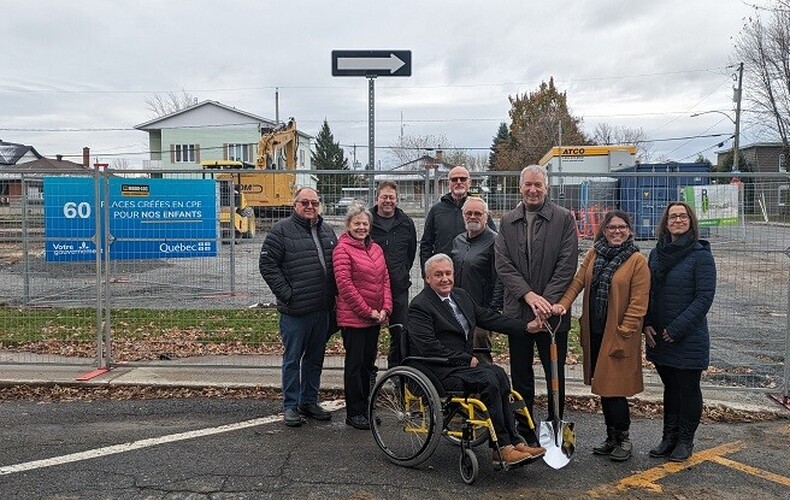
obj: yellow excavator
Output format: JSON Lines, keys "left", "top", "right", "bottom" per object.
{"left": 201, "top": 161, "right": 256, "bottom": 241}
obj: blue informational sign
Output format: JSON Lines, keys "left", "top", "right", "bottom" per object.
{"left": 44, "top": 177, "right": 218, "bottom": 262}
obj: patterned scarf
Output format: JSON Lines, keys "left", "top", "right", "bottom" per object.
{"left": 591, "top": 237, "right": 638, "bottom": 328}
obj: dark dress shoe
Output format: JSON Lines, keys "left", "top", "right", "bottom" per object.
{"left": 345, "top": 414, "right": 370, "bottom": 430}
{"left": 283, "top": 408, "right": 303, "bottom": 427}
{"left": 299, "top": 403, "right": 331, "bottom": 421}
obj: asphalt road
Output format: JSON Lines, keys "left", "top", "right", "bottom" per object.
{"left": 1, "top": 398, "right": 788, "bottom": 499}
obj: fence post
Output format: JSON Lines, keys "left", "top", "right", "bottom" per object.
{"left": 21, "top": 174, "right": 30, "bottom": 304}
{"left": 93, "top": 164, "right": 105, "bottom": 369}
{"left": 102, "top": 170, "right": 112, "bottom": 367}
{"left": 785, "top": 270, "right": 790, "bottom": 403}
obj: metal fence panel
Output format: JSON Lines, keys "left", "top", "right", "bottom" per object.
{"left": 0, "top": 167, "right": 787, "bottom": 398}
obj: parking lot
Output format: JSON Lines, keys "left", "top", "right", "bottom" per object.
{"left": 1, "top": 397, "right": 788, "bottom": 499}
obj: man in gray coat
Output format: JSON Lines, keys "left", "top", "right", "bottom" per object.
{"left": 495, "top": 165, "right": 578, "bottom": 445}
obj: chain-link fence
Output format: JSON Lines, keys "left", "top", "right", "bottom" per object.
{"left": 0, "top": 166, "right": 787, "bottom": 398}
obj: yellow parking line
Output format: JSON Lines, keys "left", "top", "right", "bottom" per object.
{"left": 587, "top": 441, "right": 744, "bottom": 497}
{"left": 709, "top": 455, "right": 790, "bottom": 487}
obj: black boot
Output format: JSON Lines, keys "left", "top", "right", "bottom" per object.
{"left": 592, "top": 426, "right": 617, "bottom": 455}
{"left": 610, "top": 430, "right": 632, "bottom": 462}
{"left": 649, "top": 413, "right": 678, "bottom": 458}
{"left": 668, "top": 418, "right": 697, "bottom": 462}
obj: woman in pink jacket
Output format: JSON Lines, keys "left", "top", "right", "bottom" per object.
{"left": 333, "top": 201, "right": 393, "bottom": 430}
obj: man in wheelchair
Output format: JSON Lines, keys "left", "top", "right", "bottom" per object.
{"left": 408, "top": 254, "right": 547, "bottom": 466}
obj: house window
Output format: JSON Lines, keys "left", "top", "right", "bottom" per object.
{"left": 227, "top": 143, "right": 252, "bottom": 163}
{"left": 174, "top": 144, "right": 197, "bottom": 163}
{"left": 778, "top": 185, "right": 790, "bottom": 206}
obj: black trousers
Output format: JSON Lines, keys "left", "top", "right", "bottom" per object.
{"left": 443, "top": 364, "right": 519, "bottom": 448}
{"left": 342, "top": 326, "right": 380, "bottom": 417}
{"left": 509, "top": 328, "right": 568, "bottom": 440}
{"left": 655, "top": 364, "right": 703, "bottom": 429}
{"left": 386, "top": 290, "right": 409, "bottom": 368}
{"left": 601, "top": 396, "right": 630, "bottom": 431}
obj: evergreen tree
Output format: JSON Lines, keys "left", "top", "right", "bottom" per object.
{"left": 311, "top": 119, "right": 349, "bottom": 202}
{"left": 489, "top": 122, "right": 510, "bottom": 170}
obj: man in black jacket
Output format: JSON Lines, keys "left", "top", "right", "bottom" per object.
{"left": 419, "top": 166, "right": 495, "bottom": 276}
{"left": 370, "top": 181, "right": 417, "bottom": 367}
{"left": 451, "top": 197, "right": 503, "bottom": 364}
{"left": 408, "top": 254, "right": 545, "bottom": 466}
{"left": 259, "top": 187, "right": 337, "bottom": 427}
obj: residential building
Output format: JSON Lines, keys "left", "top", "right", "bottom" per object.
{"left": 133, "top": 100, "right": 313, "bottom": 176}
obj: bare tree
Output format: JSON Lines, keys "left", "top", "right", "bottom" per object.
{"left": 145, "top": 90, "right": 199, "bottom": 118}
{"left": 593, "top": 122, "right": 654, "bottom": 162}
{"left": 734, "top": 3, "right": 790, "bottom": 169}
{"left": 387, "top": 133, "right": 452, "bottom": 166}
{"left": 111, "top": 158, "right": 130, "bottom": 170}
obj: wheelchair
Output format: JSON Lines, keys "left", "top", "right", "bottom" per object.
{"left": 367, "top": 325, "right": 540, "bottom": 485}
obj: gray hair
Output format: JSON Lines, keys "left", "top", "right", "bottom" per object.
{"left": 293, "top": 186, "right": 319, "bottom": 203}
{"left": 520, "top": 165, "right": 549, "bottom": 186}
{"left": 345, "top": 200, "right": 372, "bottom": 225}
{"left": 462, "top": 196, "right": 488, "bottom": 214}
{"left": 424, "top": 253, "right": 453, "bottom": 277}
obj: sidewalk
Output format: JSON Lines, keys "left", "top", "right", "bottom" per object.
{"left": 0, "top": 352, "right": 785, "bottom": 415}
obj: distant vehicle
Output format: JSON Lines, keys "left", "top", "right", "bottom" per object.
{"left": 202, "top": 118, "right": 316, "bottom": 218}
{"left": 335, "top": 187, "right": 371, "bottom": 215}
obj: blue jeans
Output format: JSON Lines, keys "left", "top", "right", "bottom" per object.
{"left": 279, "top": 310, "right": 330, "bottom": 410}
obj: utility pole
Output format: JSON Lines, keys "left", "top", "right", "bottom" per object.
{"left": 732, "top": 62, "right": 743, "bottom": 172}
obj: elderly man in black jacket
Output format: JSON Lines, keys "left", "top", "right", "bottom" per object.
{"left": 419, "top": 166, "right": 495, "bottom": 276}
{"left": 451, "top": 197, "right": 503, "bottom": 364}
{"left": 260, "top": 187, "right": 337, "bottom": 427}
{"left": 370, "top": 181, "right": 417, "bottom": 368}
{"left": 408, "top": 254, "right": 545, "bottom": 466}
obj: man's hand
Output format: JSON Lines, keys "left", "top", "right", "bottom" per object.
{"left": 524, "top": 291, "right": 551, "bottom": 320}
{"left": 550, "top": 304, "right": 566, "bottom": 316}
{"left": 643, "top": 326, "right": 657, "bottom": 348}
{"left": 526, "top": 318, "right": 545, "bottom": 333}
{"left": 470, "top": 356, "right": 479, "bottom": 367}
{"left": 661, "top": 328, "right": 673, "bottom": 343}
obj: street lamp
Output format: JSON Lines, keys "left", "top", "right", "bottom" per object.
{"left": 691, "top": 110, "right": 739, "bottom": 172}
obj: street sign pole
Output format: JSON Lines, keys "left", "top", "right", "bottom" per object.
{"left": 331, "top": 50, "right": 411, "bottom": 204}
{"left": 368, "top": 76, "right": 376, "bottom": 204}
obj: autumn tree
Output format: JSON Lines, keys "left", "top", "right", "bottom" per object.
{"left": 733, "top": 1, "right": 790, "bottom": 170}
{"left": 145, "top": 90, "right": 198, "bottom": 118}
{"left": 593, "top": 123, "right": 654, "bottom": 162}
{"left": 311, "top": 119, "right": 350, "bottom": 201}
{"left": 496, "top": 77, "right": 591, "bottom": 169}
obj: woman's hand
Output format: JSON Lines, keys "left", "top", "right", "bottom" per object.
{"left": 550, "top": 304, "right": 566, "bottom": 316}
{"left": 643, "top": 326, "right": 657, "bottom": 348}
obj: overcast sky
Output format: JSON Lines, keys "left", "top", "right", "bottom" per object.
{"left": 1, "top": 0, "right": 764, "bottom": 168}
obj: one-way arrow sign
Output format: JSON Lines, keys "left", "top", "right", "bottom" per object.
{"left": 332, "top": 50, "right": 412, "bottom": 77}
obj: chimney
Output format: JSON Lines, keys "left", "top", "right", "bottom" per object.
{"left": 82, "top": 147, "right": 90, "bottom": 168}
{"left": 56, "top": 154, "right": 63, "bottom": 161}
{"left": 436, "top": 149, "right": 444, "bottom": 163}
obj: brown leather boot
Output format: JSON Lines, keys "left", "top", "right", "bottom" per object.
{"left": 493, "top": 445, "right": 532, "bottom": 466}
{"left": 514, "top": 442, "right": 546, "bottom": 458}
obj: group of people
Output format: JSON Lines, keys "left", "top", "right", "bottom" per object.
{"left": 259, "top": 163, "right": 716, "bottom": 468}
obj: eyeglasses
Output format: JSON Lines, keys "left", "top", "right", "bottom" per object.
{"left": 464, "top": 211, "right": 485, "bottom": 218}
{"left": 668, "top": 213, "right": 690, "bottom": 221}
{"left": 297, "top": 200, "right": 320, "bottom": 207}
{"left": 449, "top": 176, "right": 469, "bottom": 183}
{"left": 606, "top": 224, "right": 629, "bottom": 232}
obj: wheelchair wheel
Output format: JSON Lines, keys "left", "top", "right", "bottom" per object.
{"left": 442, "top": 405, "right": 490, "bottom": 448}
{"left": 369, "top": 366, "right": 442, "bottom": 468}
{"left": 459, "top": 448, "right": 479, "bottom": 485}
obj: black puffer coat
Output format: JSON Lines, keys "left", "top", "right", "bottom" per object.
{"left": 259, "top": 213, "right": 337, "bottom": 315}
{"left": 370, "top": 206, "right": 417, "bottom": 295}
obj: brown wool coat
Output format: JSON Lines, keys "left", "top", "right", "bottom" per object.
{"left": 557, "top": 249, "right": 650, "bottom": 397}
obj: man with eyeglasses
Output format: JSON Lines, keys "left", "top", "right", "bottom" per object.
{"left": 259, "top": 187, "right": 338, "bottom": 427}
{"left": 419, "top": 166, "right": 495, "bottom": 276}
{"left": 370, "top": 181, "right": 417, "bottom": 367}
{"left": 451, "top": 197, "right": 503, "bottom": 364}
{"left": 495, "top": 165, "right": 579, "bottom": 446}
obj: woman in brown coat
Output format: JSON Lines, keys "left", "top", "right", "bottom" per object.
{"left": 551, "top": 210, "right": 650, "bottom": 461}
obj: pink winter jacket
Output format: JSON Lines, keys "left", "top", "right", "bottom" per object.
{"left": 333, "top": 232, "right": 393, "bottom": 328}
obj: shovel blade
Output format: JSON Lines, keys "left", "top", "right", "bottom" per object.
{"left": 539, "top": 420, "right": 575, "bottom": 469}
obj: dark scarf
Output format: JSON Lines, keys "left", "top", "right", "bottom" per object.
{"left": 652, "top": 232, "right": 696, "bottom": 288}
{"left": 591, "top": 237, "right": 638, "bottom": 328}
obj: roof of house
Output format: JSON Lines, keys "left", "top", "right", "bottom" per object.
{"left": 4, "top": 156, "right": 90, "bottom": 174}
{"left": 391, "top": 155, "right": 455, "bottom": 172}
{"left": 133, "top": 100, "right": 276, "bottom": 131}
{"left": 0, "top": 140, "right": 43, "bottom": 165}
